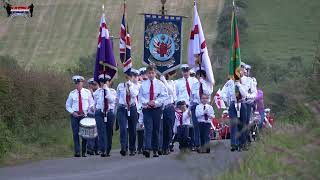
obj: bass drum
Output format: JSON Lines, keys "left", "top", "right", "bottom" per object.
{"left": 79, "top": 118, "right": 98, "bottom": 139}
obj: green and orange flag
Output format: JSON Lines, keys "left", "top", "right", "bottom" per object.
{"left": 229, "top": 10, "right": 241, "bottom": 81}
{"left": 229, "top": 8, "right": 242, "bottom": 100}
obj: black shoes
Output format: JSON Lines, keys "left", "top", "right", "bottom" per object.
{"left": 137, "top": 150, "right": 143, "bottom": 154}
{"left": 158, "top": 150, "right": 163, "bottom": 156}
{"left": 129, "top": 151, "right": 136, "bottom": 156}
{"left": 101, "top": 153, "right": 107, "bottom": 157}
{"left": 120, "top": 150, "right": 127, "bottom": 156}
{"left": 230, "top": 146, "right": 238, "bottom": 152}
{"left": 163, "top": 150, "right": 169, "bottom": 155}
{"left": 241, "top": 145, "right": 249, "bottom": 151}
{"left": 206, "top": 148, "right": 210, "bottom": 154}
{"left": 153, "top": 151, "right": 159, "bottom": 157}
{"left": 87, "top": 151, "right": 94, "bottom": 155}
{"left": 74, "top": 153, "right": 81, "bottom": 157}
{"left": 106, "top": 150, "right": 111, "bottom": 157}
{"left": 143, "top": 150, "right": 150, "bottom": 158}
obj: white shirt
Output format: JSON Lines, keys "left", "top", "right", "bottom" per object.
{"left": 241, "top": 76, "right": 257, "bottom": 104}
{"left": 88, "top": 89, "right": 96, "bottom": 115}
{"left": 195, "top": 103, "right": 215, "bottom": 123}
{"left": 134, "top": 81, "right": 142, "bottom": 109}
{"left": 94, "top": 87, "right": 117, "bottom": 111}
{"left": 116, "top": 80, "right": 140, "bottom": 106}
{"left": 175, "top": 76, "right": 198, "bottom": 105}
{"left": 66, "top": 88, "right": 94, "bottom": 114}
{"left": 139, "top": 78, "right": 168, "bottom": 108}
{"left": 173, "top": 110, "right": 191, "bottom": 134}
{"left": 220, "top": 79, "right": 248, "bottom": 106}
{"left": 190, "top": 78, "right": 213, "bottom": 105}
{"left": 160, "top": 76, "right": 176, "bottom": 106}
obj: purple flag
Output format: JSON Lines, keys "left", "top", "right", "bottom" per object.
{"left": 94, "top": 13, "right": 117, "bottom": 81}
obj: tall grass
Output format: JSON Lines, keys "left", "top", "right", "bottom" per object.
{"left": 0, "top": 55, "right": 74, "bottom": 165}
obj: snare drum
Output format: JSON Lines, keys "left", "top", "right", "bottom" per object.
{"left": 79, "top": 118, "right": 98, "bottom": 139}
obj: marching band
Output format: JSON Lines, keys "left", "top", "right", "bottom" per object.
{"left": 66, "top": 63, "right": 272, "bottom": 158}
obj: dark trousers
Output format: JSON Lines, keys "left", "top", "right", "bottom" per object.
{"left": 246, "top": 103, "right": 253, "bottom": 143}
{"left": 87, "top": 113, "right": 98, "bottom": 153}
{"left": 96, "top": 110, "right": 115, "bottom": 153}
{"left": 117, "top": 105, "right": 138, "bottom": 151}
{"left": 228, "top": 102, "right": 247, "bottom": 147}
{"left": 162, "top": 105, "right": 175, "bottom": 151}
{"left": 143, "top": 107, "right": 162, "bottom": 151}
{"left": 177, "top": 125, "right": 190, "bottom": 149}
{"left": 191, "top": 104, "right": 200, "bottom": 147}
{"left": 137, "top": 130, "right": 144, "bottom": 151}
{"left": 87, "top": 137, "right": 98, "bottom": 153}
{"left": 189, "top": 126, "right": 195, "bottom": 147}
{"left": 70, "top": 115, "right": 87, "bottom": 154}
{"left": 199, "top": 122, "right": 211, "bottom": 147}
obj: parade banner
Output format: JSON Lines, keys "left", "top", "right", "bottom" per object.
{"left": 94, "top": 12, "right": 117, "bottom": 82}
{"left": 143, "top": 14, "right": 183, "bottom": 74}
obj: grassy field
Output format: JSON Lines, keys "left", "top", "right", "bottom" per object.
{"left": 240, "top": 0, "right": 320, "bottom": 66}
{"left": 0, "top": 0, "right": 224, "bottom": 72}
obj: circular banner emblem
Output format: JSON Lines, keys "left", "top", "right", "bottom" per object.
{"left": 149, "top": 34, "right": 175, "bottom": 61}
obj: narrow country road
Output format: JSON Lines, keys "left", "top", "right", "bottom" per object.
{"left": 0, "top": 141, "right": 243, "bottom": 180}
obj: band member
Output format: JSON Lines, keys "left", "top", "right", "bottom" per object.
{"left": 264, "top": 108, "right": 274, "bottom": 128}
{"left": 175, "top": 64, "right": 197, "bottom": 150}
{"left": 173, "top": 101, "right": 191, "bottom": 151}
{"left": 190, "top": 69, "right": 213, "bottom": 152}
{"left": 159, "top": 71, "right": 176, "bottom": 155}
{"left": 220, "top": 110, "right": 230, "bottom": 139}
{"left": 116, "top": 71, "right": 139, "bottom": 156}
{"left": 240, "top": 63, "right": 257, "bottom": 150}
{"left": 175, "top": 64, "right": 197, "bottom": 105}
{"left": 4, "top": 2, "right": 11, "bottom": 17}
{"left": 87, "top": 78, "right": 99, "bottom": 155}
{"left": 190, "top": 68, "right": 196, "bottom": 78}
{"left": 136, "top": 68, "right": 147, "bottom": 154}
{"left": 95, "top": 74, "right": 116, "bottom": 157}
{"left": 65, "top": 75, "right": 94, "bottom": 157}
{"left": 256, "top": 85, "right": 265, "bottom": 130}
{"left": 221, "top": 77, "right": 248, "bottom": 152}
{"left": 139, "top": 65, "right": 168, "bottom": 158}
{"left": 196, "top": 94, "right": 215, "bottom": 153}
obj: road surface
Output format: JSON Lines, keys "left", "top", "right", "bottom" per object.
{"left": 0, "top": 141, "right": 243, "bottom": 180}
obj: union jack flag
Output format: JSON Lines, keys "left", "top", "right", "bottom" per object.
{"left": 119, "top": 4, "right": 132, "bottom": 75}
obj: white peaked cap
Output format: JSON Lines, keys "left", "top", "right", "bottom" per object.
{"left": 72, "top": 75, "right": 84, "bottom": 81}
{"left": 98, "top": 74, "right": 111, "bottom": 80}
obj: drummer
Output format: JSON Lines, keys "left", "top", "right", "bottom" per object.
{"left": 95, "top": 74, "right": 117, "bottom": 157}
{"left": 66, "top": 75, "right": 94, "bottom": 157}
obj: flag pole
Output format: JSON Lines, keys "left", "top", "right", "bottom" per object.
{"left": 102, "top": 4, "right": 108, "bottom": 119}
{"left": 124, "top": 0, "right": 127, "bottom": 70}
{"left": 194, "top": 0, "right": 202, "bottom": 77}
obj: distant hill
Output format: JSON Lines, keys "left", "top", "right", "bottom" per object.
{"left": 0, "top": 0, "right": 224, "bottom": 72}
{"left": 241, "top": 0, "right": 320, "bottom": 66}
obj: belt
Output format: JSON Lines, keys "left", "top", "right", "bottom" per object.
{"left": 143, "top": 106, "right": 161, "bottom": 110}
{"left": 231, "top": 100, "right": 244, "bottom": 104}
{"left": 96, "top": 109, "right": 113, "bottom": 113}
{"left": 118, "top": 104, "right": 136, "bottom": 108}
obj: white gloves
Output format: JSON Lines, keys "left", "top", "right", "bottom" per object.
{"left": 160, "top": 75, "right": 167, "bottom": 83}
